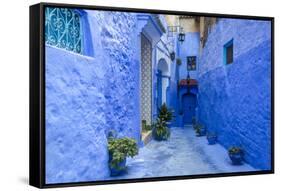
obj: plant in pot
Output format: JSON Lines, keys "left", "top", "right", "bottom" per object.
{"left": 228, "top": 146, "right": 244, "bottom": 165}
{"left": 152, "top": 118, "right": 170, "bottom": 141}
{"left": 141, "top": 120, "right": 147, "bottom": 132}
{"left": 144, "top": 124, "right": 152, "bottom": 131}
{"left": 206, "top": 132, "right": 217, "bottom": 145}
{"left": 194, "top": 124, "right": 206, "bottom": 136}
{"left": 152, "top": 103, "right": 173, "bottom": 140}
{"left": 108, "top": 137, "right": 138, "bottom": 176}
{"left": 158, "top": 103, "right": 173, "bottom": 122}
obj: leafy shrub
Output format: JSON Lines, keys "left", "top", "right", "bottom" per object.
{"left": 152, "top": 118, "right": 170, "bottom": 141}
{"left": 108, "top": 137, "right": 138, "bottom": 170}
{"left": 194, "top": 123, "right": 206, "bottom": 136}
{"left": 142, "top": 120, "right": 152, "bottom": 132}
{"left": 144, "top": 124, "right": 152, "bottom": 131}
{"left": 152, "top": 104, "right": 174, "bottom": 141}
{"left": 158, "top": 103, "right": 173, "bottom": 122}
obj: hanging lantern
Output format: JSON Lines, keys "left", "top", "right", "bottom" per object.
{"left": 178, "top": 32, "right": 185, "bottom": 43}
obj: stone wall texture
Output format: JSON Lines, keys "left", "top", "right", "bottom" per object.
{"left": 198, "top": 19, "right": 271, "bottom": 169}
{"left": 45, "top": 10, "right": 141, "bottom": 183}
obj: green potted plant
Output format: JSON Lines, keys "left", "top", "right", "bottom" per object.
{"left": 144, "top": 124, "right": 152, "bottom": 131}
{"left": 152, "top": 103, "right": 173, "bottom": 140}
{"left": 141, "top": 120, "right": 147, "bottom": 132}
{"left": 158, "top": 103, "right": 173, "bottom": 122}
{"left": 152, "top": 118, "right": 170, "bottom": 141}
{"left": 228, "top": 146, "right": 244, "bottom": 165}
{"left": 194, "top": 124, "right": 206, "bottom": 136}
{"left": 108, "top": 137, "right": 138, "bottom": 176}
{"left": 206, "top": 132, "right": 217, "bottom": 145}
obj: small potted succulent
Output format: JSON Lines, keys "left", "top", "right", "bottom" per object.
{"left": 228, "top": 146, "right": 244, "bottom": 165}
{"left": 206, "top": 132, "right": 217, "bottom": 145}
{"left": 195, "top": 124, "right": 206, "bottom": 136}
{"left": 108, "top": 136, "right": 138, "bottom": 176}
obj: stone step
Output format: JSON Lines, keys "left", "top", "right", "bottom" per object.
{"left": 141, "top": 130, "right": 152, "bottom": 146}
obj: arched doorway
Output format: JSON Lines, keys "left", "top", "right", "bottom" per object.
{"left": 157, "top": 58, "right": 169, "bottom": 110}
{"left": 182, "top": 93, "right": 197, "bottom": 124}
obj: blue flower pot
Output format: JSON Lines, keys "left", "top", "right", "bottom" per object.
{"left": 229, "top": 153, "right": 243, "bottom": 165}
{"left": 109, "top": 155, "right": 127, "bottom": 176}
{"left": 152, "top": 128, "right": 169, "bottom": 141}
{"left": 207, "top": 136, "right": 217, "bottom": 145}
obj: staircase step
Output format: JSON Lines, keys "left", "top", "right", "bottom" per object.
{"left": 141, "top": 130, "right": 152, "bottom": 145}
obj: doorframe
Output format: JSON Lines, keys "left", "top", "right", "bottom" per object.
{"left": 181, "top": 92, "right": 197, "bottom": 124}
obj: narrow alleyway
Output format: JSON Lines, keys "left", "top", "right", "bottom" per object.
{"left": 109, "top": 126, "right": 257, "bottom": 180}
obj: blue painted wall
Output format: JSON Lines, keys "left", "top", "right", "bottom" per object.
{"left": 198, "top": 19, "right": 271, "bottom": 170}
{"left": 45, "top": 10, "right": 141, "bottom": 183}
{"left": 172, "top": 32, "right": 200, "bottom": 126}
{"left": 179, "top": 32, "right": 200, "bottom": 80}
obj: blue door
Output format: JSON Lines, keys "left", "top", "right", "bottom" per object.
{"left": 182, "top": 94, "right": 196, "bottom": 124}
{"left": 157, "top": 70, "right": 162, "bottom": 110}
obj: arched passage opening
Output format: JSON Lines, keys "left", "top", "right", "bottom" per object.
{"left": 157, "top": 58, "right": 169, "bottom": 110}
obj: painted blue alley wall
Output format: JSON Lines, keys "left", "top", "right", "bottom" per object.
{"left": 198, "top": 19, "right": 271, "bottom": 170}
{"left": 179, "top": 32, "right": 200, "bottom": 80}
{"left": 45, "top": 10, "right": 141, "bottom": 183}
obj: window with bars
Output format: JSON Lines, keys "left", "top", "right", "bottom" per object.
{"left": 224, "top": 39, "right": 233, "bottom": 65}
{"left": 45, "top": 7, "right": 82, "bottom": 54}
{"left": 187, "top": 56, "right": 197, "bottom": 71}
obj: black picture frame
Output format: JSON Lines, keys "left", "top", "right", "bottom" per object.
{"left": 30, "top": 2, "right": 275, "bottom": 189}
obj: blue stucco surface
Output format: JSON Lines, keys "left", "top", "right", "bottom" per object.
{"left": 197, "top": 19, "right": 271, "bottom": 170}
{"left": 179, "top": 32, "right": 200, "bottom": 80}
{"left": 45, "top": 11, "right": 141, "bottom": 183}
